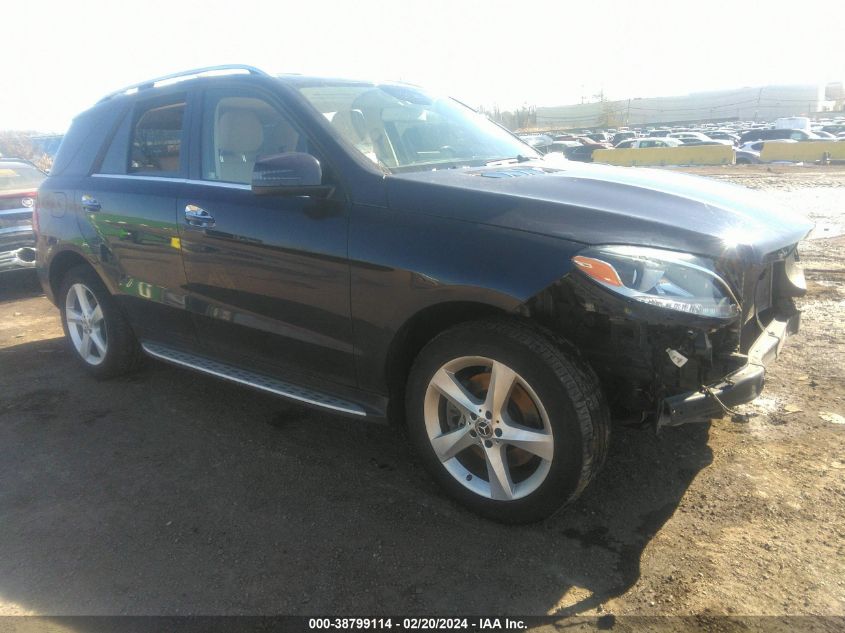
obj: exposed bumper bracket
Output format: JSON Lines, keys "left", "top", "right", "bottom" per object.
{"left": 658, "top": 309, "right": 801, "bottom": 428}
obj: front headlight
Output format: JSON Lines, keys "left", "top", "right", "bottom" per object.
{"left": 572, "top": 245, "right": 740, "bottom": 320}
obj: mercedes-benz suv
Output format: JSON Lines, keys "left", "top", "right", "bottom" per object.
{"left": 35, "top": 65, "right": 812, "bottom": 522}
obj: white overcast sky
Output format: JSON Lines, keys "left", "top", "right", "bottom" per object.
{"left": 4, "top": 0, "right": 844, "bottom": 132}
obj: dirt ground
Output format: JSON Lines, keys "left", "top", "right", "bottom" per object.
{"left": 0, "top": 166, "right": 843, "bottom": 622}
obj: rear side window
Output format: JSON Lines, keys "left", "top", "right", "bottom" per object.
{"left": 129, "top": 101, "right": 186, "bottom": 175}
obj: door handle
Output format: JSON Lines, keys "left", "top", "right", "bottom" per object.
{"left": 80, "top": 194, "right": 101, "bottom": 212}
{"left": 185, "top": 204, "right": 215, "bottom": 228}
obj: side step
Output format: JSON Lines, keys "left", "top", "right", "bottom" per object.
{"left": 141, "top": 341, "right": 367, "bottom": 417}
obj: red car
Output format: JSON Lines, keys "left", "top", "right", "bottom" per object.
{"left": 0, "top": 158, "right": 45, "bottom": 274}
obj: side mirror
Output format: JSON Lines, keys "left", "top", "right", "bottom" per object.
{"left": 251, "top": 152, "right": 333, "bottom": 198}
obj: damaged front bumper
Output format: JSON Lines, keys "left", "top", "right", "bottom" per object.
{"left": 659, "top": 308, "right": 801, "bottom": 427}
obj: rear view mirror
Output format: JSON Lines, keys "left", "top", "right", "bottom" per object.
{"left": 251, "top": 152, "right": 333, "bottom": 198}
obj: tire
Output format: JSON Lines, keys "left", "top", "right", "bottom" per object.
{"left": 58, "top": 264, "right": 140, "bottom": 378}
{"left": 405, "top": 318, "right": 610, "bottom": 523}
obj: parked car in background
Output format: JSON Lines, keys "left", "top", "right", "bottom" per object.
{"left": 667, "top": 132, "right": 732, "bottom": 146}
{"left": 586, "top": 132, "right": 611, "bottom": 143}
{"left": 739, "top": 139, "right": 797, "bottom": 153}
{"left": 822, "top": 124, "right": 845, "bottom": 135}
{"left": 35, "top": 65, "right": 813, "bottom": 522}
{"left": 611, "top": 131, "right": 637, "bottom": 144}
{"left": 559, "top": 143, "right": 602, "bottom": 162}
{"left": 706, "top": 130, "right": 741, "bottom": 145}
{"left": 546, "top": 140, "right": 582, "bottom": 157}
{"left": 517, "top": 134, "right": 554, "bottom": 154}
{"left": 614, "top": 137, "right": 682, "bottom": 149}
{"left": 739, "top": 128, "right": 821, "bottom": 144}
{"left": 1, "top": 158, "right": 46, "bottom": 274}
{"left": 735, "top": 148, "right": 762, "bottom": 164}
{"left": 773, "top": 117, "right": 810, "bottom": 132}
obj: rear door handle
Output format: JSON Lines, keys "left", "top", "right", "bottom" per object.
{"left": 80, "top": 194, "right": 101, "bottom": 211}
{"left": 185, "top": 204, "right": 215, "bottom": 228}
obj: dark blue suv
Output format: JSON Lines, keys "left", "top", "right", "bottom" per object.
{"left": 36, "top": 65, "right": 812, "bottom": 521}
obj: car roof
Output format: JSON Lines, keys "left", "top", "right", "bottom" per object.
{"left": 96, "top": 65, "right": 415, "bottom": 105}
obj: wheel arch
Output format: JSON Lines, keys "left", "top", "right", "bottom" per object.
{"left": 47, "top": 249, "right": 101, "bottom": 305}
{"left": 384, "top": 300, "right": 510, "bottom": 423}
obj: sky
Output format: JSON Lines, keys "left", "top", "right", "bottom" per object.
{"left": 3, "top": 0, "right": 844, "bottom": 133}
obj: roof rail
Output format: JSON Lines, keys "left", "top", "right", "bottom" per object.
{"left": 97, "top": 64, "right": 270, "bottom": 103}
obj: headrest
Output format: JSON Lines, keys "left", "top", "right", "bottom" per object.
{"left": 331, "top": 109, "right": 368, "bottom": 143}
{"left": 218, "top": 110, "right": 263, "bottom": 154}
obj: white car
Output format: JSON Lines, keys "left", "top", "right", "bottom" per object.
{"left": 738, "top": 139, "right": 798, "bottom": 153}
{"left": 667, "top": 132, "right": 733, "bottom": 146}
{"left": 614, "top": 137, "right": 682, "bottom": 149}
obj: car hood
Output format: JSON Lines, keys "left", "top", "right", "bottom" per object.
{"left": 385, "top": 158, "right": 813, "bottom": 263}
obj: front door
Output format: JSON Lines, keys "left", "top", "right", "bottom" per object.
{"left": 178, "top": 88, "right": 355, "bottom": 387}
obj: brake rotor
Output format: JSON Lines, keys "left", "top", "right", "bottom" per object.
{"left": 443, "top": 368, "right": 543, "bottom": 471}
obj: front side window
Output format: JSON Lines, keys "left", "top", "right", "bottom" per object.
{"left": 129, "top": 101, "right": 185, "bottom": 174}
{"left": 202, "top": 93, "right": 309, "bottom": 185}
{"left": 296, "top": 83, "right": 539, "bottom": 173}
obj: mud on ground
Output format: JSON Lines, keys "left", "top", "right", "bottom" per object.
{"left": 0, "top": 167, "right": 842, "bottom": 619}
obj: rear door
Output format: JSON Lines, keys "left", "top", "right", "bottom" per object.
{"left": 177, "top": 86, "right": 355, "bottom": 387}
{"left": 82, "top": 93, "right": 196, "bottom": 347}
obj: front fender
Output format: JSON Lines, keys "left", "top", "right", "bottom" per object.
{"left": 349, "top": 203, "right": 581, "bottom": 393}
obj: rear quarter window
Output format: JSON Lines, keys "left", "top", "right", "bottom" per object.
{"left": 97, "top": 109, "right": 133, "bottom": 175}
{"left": 49, "top": 103, "right": 127, "bottom": 177}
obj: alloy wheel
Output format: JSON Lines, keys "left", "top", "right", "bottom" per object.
{"left": 65, "top": 283, "right": 108, "bottom": 366}
{"left": 423, "top": 356, "right": 554, "bottom": 501}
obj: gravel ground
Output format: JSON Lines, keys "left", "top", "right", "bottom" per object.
{"left": 0, "top": 166, "right": 843, "bottom": 621}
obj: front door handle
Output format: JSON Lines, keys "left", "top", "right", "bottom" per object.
{"left": 185, "top": 204, "right": 215, "bottom": 228}
{"left": 80, "top": 194, "right": 101, "bottom": 212}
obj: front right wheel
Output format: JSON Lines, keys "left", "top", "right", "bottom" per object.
{"left": 406, "top": 319, "right": 609, "bottom": 523}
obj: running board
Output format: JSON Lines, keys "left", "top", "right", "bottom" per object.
{"left": 141, "top": 342, "right": 367, "bottom": 417}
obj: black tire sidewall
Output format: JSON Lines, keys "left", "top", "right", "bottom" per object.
{"left": 406, "top": 322, "right": 593, "bottom": 523}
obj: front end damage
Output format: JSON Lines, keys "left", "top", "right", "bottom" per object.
{"left": 524, "top": 245, "right": 807, "bottom": 429}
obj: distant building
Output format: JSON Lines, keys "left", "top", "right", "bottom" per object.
{"left": 534, "top": 83, "right": 840, "bottom": 130}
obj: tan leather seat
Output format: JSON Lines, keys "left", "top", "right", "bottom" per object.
{"left": 216, "top": 109, "right": 264, "bottom": 183}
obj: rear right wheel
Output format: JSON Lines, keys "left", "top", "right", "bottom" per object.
{"left": 58, "top": 265, "right": 140, "bottom": 378}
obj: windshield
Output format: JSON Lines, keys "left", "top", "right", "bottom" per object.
{"left": 0, "top": 163, "right": 45, "bottom": 191}
{"left": 297, "top": 83, "right": 539, "bottom": 172}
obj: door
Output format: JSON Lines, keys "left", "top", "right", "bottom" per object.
{"left": 178, "top": 88, "right": 355, "bottom": 387}
{"left": 81, "top": 94, "right": 195, "bottom": 346}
